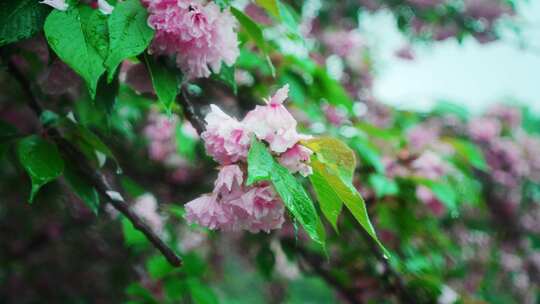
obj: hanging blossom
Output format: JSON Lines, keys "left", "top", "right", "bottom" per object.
{"left": 40, "top": 0, "right": 68, "bottom": 11}
{"left": 412, "top": 151, "right": 450, "bottom": 217}
{"left": 142, "top": 0, "right": 240, "bottom": 79}
{"left": 185, "top": 85, "right": 313, "bottom": 232}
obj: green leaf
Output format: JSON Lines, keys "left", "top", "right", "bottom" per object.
{"left": 247, "top": 139, "right": 325, "bottom": 245}
{"left": 125, "top": 283, "right": 159, "bottom": 304}
{"left": 64, "top": 164, "right": 100, "bottom": 214}
{"left": 147, "top": 255, "right": 177, "bottom": 280}
{"left": 144, "top": 54, "right": 180, "bottom": 112}
{"left": 44, "top": 6, "right": 107, "bottom": 98}
{"left": 303, "top": 137, "right": 358, "bottom": 232}
{"left": 187, "top": 278, "right": 219, "bottom": 304}
{"left": 84, "top": 8, "right": 110, "bottom": 61}
{"left": 369, "top": 174, "right": 399, "bottom": 198}
{"left": 95, "top": 70, "right": 120, "bottom": 119}
{"left": 277, "top": 1, "right": 300, "bottom": 38}
{"left": 230, "top": 7, "right": 275, "bottom": 76}
{"left": 0, "top": 0, "right": 51, "bottom": 46}
{"left": 303, "top": 137, "right": 356, "bottom": 182}
{"left": 175, "top": 121, "right": 198, "bottom": 161}
{"left": 122, "top": 217, "right": 149, "bottom": 247}
{"left": 255, "top": 0, "right": 280, "bottom": 18}
{"left": 309, "top": 169, "right": 342, "bottom": 232}
{"left": 310, "top": 157, "right": 388, "bottom": 256}
{"left": 212, "top": 64, "right": 237, "bottom": 95}
{"left": 445, "top": 138, "right": 487, "bottom": 171}
{"left": 246, "top": 138, "right": 275, "bottom": 185}
{"left": 17, "top": 136, "right": 64, "bottom": 202}
{"left": 105, "top": 0, "right": 154, "bottom": 81}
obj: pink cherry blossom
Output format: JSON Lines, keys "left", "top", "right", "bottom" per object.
{"left": 214, "top": 164, "right": 243, "bottom": 192}
{"left": 486, "top": 104, "right": 522, "bottom": 129}
{"left": 232, "top": 185, "right": 285, "bottom": 233}
{"left": 412, "top": 150, "right": 448, "bottom": 179}
{"left": 467, "top": 117, "right": 501, "bottom": 142}
{"left": 133, "top": 193, "right": 164, "bottom": 234}
{"left": 185, "top": 165, "right": 243, "bottom": 231}
{"left": 185, "top": 166, "right": 285, "bottom": 232}
{"left": 143, "top": 0, "right": 240, "bottom": 78}
{"left": 185, "top": 194, "right": 234, "bottom": 230}
{"left": 278, "top": 144, "right": 313, "bottom": 177}
{"left": 323, "top": 104, "right": 348, "bottom": 126}
{"left": 407, "top": 124, "right": 439, "bottom": 151}
{"left": 40, "top": 0, "right": 68, "bottom": 11}
{"left": 201, "top": 105, "right": 250, "bottom": 164}
{"left": 416, "top": 186, "right": 446, "bottom": 217}
{"left": 243, "top": 85, "right": 308, "bottom": 153}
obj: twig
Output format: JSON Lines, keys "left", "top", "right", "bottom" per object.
{"left": 179, "top": 83, "right": 206, "bottom": 135}
{"left": 4, "top": 56, "right": 182, "bottom": 267}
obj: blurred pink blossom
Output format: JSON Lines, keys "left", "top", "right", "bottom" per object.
{"left": 467, "top": 117, "right": 501, "bottom": 142}
{"left": 486, "top": 104, "right": 522, "bottom": 129}
{"left": 464, "top": 0, "right": 513, "bottom": 24}
{"left": 485, "top": 138, "right": 528, "bottom": 187}
{"left": 412, "top": 150, "right": 448, "bottom": 179}
{"left": 323, "top": 104, "right": 349, "bottom": 126}
{"left": 133, "top": 193, "right": 164, "bottom": 234}
{"left": 407, "top": 125, "right": 439, "bottom": 151}
{"left": 38, "top": 59, "right": 80, "bottom": 96}
{"left": 416, "top": 186, "right": 446, "bottom": 217}
{"left": 143, "top": 0, "right": 240, "bottom": 78}
{"left": 278, "top": 144, "right": 313, "bottom": 177}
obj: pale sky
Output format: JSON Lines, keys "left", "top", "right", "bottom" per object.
{"left": 360, "top": 1, "right": 540, "bottom": 114}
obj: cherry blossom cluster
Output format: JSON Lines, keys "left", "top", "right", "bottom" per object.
{"left": 144, "top": 110, "right": 201, "bottom": 183}
{"left": 185, "top": 85, "right": 314, "bottom": 232}
{"left": 467, "top": 104, "right": 528, "bottom": 187}
{"left": 142, "top": 0, "right": 240, "bottom": 79}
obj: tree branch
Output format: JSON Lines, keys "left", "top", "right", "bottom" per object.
{"left": 179, "top": 83, "right": 206, "bottom": 135}
{"left": 4, "top": 56, "right": 182, "bottom": 267}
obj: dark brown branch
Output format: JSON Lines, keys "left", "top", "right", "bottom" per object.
{"left": 179, "top": 83, "right": 206, "bottom": 135}
{"left": 4, "top": 56, "right": 182, "bottom": 267}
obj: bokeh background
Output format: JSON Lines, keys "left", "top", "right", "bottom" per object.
{"left": 1, "top": 0, "right": 539, "bottom": 303}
